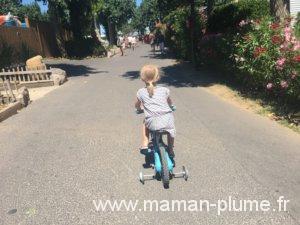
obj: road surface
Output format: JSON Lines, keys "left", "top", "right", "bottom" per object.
{"left": 0, "top": 45, "right": 300, "bottom": 225}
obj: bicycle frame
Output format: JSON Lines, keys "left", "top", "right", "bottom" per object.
{"left": 136, "top": 107, "right": 188, "bottom": 188}
{"left": 151, "top": 131, "right": 174, "bottom": 173}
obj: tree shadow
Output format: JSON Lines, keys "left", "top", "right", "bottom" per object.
{"left": 140, "top": 50, "right": 175, "bottom": 60}
{"left": 46, "top": 63, "right": 108, "bottom": 77}
{"left": 122, "top": 61, "right": 220, "bottom": 88}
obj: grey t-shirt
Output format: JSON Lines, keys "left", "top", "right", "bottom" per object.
{"left": 137, "top": 86, "right": 172, "bottom": 119}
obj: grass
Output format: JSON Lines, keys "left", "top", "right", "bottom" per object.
{"left": 217, "top": 83, "right": 300, "bottom": 133}
{"left": 257, "top": 104, "right": 300, "bottom": 133}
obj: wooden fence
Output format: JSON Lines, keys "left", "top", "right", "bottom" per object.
{"left": 0, "top": 22, "right": 72, "bottom": 68}
{"left": 0, "top": 66, "right": 53, "bottom": 90}
{"left": 0, "top": 26, "right": 42, "bottom": 56}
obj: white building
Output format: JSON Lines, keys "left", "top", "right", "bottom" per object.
{"left": 290, "top": 0, "right": 300, "bottom": 19}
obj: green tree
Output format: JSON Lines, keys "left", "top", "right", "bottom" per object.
{"left": 99, "top": 0, "right": 135, "bottom": 44}
{"left": 91, "top": 0, "right": 104, "bottom": 43}
{"left": 135, "top": 0, "right": 192, "bottom": 32}
{"left": 18, "top": 2, "right": 47, "bottom": 22}
{"left": 67, "top": 0, "right": 94, "bottom": 39}
{"left": 40, "top": 0, "right": 69, "bottom": 26}
{"left": 39, "top": 0, "right": 95, "bottom": 39}
{"left": 131, "top": 6, "right": 146, "bottom": 34}
{"left": 138, "top": 0, "right": 159, "bottom": 31}
{"left": 38, "top": 0, "right": 70, "bottom": 56}
{"left": 0, "top": 0, "right": 21, "bottom": 15}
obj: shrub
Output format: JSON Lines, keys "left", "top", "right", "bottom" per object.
{"left": 164, "top": 7, "right": 191, "bottom": 59}
{"left": 197, "top": 33, "right": 234, "bottom": 68}
{"left": 207, "top": 3, "right": 243, "bottom": 33}
{"left": 207, "top": 0, "right": 269, "bottom": 33}
{"left": 237, "top": 0, "right": 269, "bottom": 20}
{"left": 0, "top": 42, "right": 13, "bottom": 68}
{"left": 0, "top": 41, "right": 36, "bottom": 69}
{"left": 234, "top": 17, "right": 300, "bottom": 102}
{"left": 65, "top": 38, "right": 106, "bottom": 58}
{"left": 164, "top": 6, "right": 204, "bottom": 60}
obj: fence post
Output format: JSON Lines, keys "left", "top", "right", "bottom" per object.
{"left": 4, "top": 79, "right": 16, "bottom": 102}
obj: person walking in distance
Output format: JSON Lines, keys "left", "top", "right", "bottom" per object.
{"left": 117, "top": 36, "right": 124, "bottom": 56}
{"left": 157, "top": 31, "right": 165, "bottom": 54}
{"left": 149, "top": 33, "right": 155, "bottom": 52}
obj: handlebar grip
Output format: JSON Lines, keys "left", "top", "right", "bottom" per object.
{"left": 136, "top": 109, "right": 144, "bottom": 114}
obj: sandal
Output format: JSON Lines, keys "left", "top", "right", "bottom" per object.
{"left": 140, "top": 146, "right": 149, "bottom": 155}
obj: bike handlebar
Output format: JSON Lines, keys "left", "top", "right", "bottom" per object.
{"left": 136, "top": 109, "right": 144, "bottom": 114}
{"left": 170, "top": 105, "right": 176, "bottom": 112}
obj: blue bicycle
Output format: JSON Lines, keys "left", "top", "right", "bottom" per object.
{"left": 136, "top": 107, "right": 188, "bottom": 189}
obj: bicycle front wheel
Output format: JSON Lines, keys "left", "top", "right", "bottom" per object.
{"left": 160, "top": 146, "right": 170, "bottom": 189}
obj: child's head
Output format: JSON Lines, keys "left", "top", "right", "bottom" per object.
{"left": 140, "top": 64, "right": 159, "bottom": 97}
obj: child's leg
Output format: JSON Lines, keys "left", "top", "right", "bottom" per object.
{"left": 141, "top": 122, "right": 149, "bottom": 148}
{"left": 167, "top": 134, "right": 175, "bottom": 157}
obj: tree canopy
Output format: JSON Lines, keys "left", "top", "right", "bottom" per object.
{"left": 19, "top": 2, "right": 48, "bottom": 21}
{"left": 37, "top": 0, "right": 135, "bottom": 43}
{"left": 0, "top": 0, "right": 47, "bottom": 22}
{"left": 0, "top": 0, "right": 21, "bottom": 15}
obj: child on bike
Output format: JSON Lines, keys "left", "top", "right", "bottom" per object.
{"left": 135, "top": 64, "right": 176, "bottom": 158}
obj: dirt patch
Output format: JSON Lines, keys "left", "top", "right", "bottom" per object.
{"left": 0, "top": 104, "right": 7, "bottom": 111}
{"left": 1, "top": 86, "right": 59, "bottom": 103}
{"left": 205, "top": 84, "right": 264, "bottom": 112}
{"left": 29, "top": 86, "right": 59, "bottom": 102}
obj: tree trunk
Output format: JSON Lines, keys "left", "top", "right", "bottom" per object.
{"left": 48, "top": 2, "right": 67, "bottom": 57}
{"left": 190, "top": 0, "right": 196, "bottom": 66}
{"left": 207, "top": 0, "right": 215, "bottom": 16}
{"left": 270, "top": 0, "right": 289, "bottom": 21}
{"left": 91, "top": 15, "right": 102, "bottom": 44}
{"left": 108, "top": 18, "right": 117, "bottom": 45}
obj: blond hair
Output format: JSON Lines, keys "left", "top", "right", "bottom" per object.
{"left": 140, "top": 64, "right": 160, "bottom": 97}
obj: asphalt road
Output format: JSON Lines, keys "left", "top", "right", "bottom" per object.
{"left": 0, "top": 45, "right": 300, "bottom": 225}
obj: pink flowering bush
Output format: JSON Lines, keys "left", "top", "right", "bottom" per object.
{"left": 234, "top": 17, "right": 300, "bottom": 101}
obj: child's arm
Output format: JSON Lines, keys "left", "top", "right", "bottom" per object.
{"left": 135, "top": 98, "right": 142, "bottom": 110}
{"left": 167, "top": 96, "right": 173, "bottom": 106}
{"left": 167, "top": 96, "right": 176, "bottom": 111}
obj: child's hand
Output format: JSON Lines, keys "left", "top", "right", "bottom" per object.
{"left": 136, "top": 109, "right": 144, "bottom": 114}
{"left": 170, "top": 105, "right": 176, "bottom": 112}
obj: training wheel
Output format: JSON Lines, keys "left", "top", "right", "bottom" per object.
{"left": 139, "top": 172, "right": 145, "bottom": 184}
{"left": 182, "top": 166, "right": 188, "bottom": 181}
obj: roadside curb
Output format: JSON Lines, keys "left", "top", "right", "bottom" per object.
{"left": 107, "top": 48, "right": 121, "bottom": 58}
{"left": 0, "top": 101, "right": 23, "bottom": 122}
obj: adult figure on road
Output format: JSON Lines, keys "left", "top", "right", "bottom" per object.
{"left": 157, "top": 31, "right": 165, "bottom": 54}
{"left": 130, "top": 36, "right": 137, "bottom": 51}
{"left": 117, "top": 36, "right": 125, "bottom": 56}
{"left": 149, "top": 33, "right": 155, "bottom": 52}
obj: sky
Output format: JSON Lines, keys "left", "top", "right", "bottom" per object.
{"left": 22, "top": 0, "right": 48, "bottom": 12}
{"left": 136, "top": 0, "right": 142, "bottom": 6}
{"left": 23, "top": 0, "right": 143, "bottom": 13}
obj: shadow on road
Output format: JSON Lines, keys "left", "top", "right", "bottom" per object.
{"left": 140, "top": 51, "right": 173, "bottom": 60}
{"left": 122, "top": 61, "right": 218, "bottom": 88}
{"left": 47, "top": 63, "right": 108, "bottom": 77}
